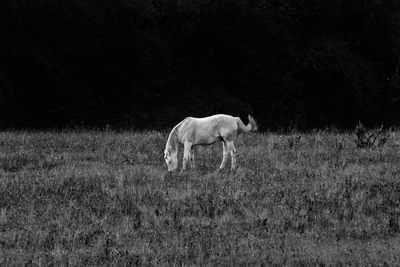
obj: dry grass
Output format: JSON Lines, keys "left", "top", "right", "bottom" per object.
{"left": 1, "top": 130, "right": 400, "bottom": 265}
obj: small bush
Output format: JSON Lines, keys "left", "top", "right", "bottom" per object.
{"left": 355, "top": 122, "right": 390, "bottom": 148}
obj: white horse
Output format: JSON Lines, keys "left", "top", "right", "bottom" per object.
{"left": 164, "top": 114, "right": 258, "bottom": 172}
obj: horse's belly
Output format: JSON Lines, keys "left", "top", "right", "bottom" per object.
{"left": 194, "top": 134, "right": 219, "bottom": 146}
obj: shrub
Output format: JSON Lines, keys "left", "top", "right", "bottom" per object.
{"left": 354, "top": 122, "right": 390, "bottom": 148}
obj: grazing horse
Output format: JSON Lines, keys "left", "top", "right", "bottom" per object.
{"left": 164, "top": 114, "right": 258, "bottom": 172}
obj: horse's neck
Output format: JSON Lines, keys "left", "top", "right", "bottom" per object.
{"left": 167, "top": 124, "right": 181, "bottom": 152}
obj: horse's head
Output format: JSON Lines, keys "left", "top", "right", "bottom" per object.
{"left": 164, "top": 147, "right": 178, "bottom": 171}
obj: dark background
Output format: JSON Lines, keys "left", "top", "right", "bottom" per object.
{"left": 0, "top": 0, "right": 399, "bottom": 130}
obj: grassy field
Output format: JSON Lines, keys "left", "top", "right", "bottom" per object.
{"left": 1, "top": 130, "right": 400, "bottom": 265}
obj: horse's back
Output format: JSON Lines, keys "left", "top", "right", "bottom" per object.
{"left": 190, "top": 114, "right": 239, "bottom": 141}
{"left": 190, "top": 114, "right": 235, "bottom": 124}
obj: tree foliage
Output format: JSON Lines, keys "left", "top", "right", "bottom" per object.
{"left": 0, "top": 0, "right": 399, "bottom": 129}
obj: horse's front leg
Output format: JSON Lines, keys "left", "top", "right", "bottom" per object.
{"left": 181, "top": 142, "right": 192, "bottom": 172}
{"left": 219, "top": 141, "right": 228, "bottom": 170}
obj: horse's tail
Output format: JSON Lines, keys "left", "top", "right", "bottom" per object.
{"left": 237, "top": 115, "right": 258, "bottom": 133}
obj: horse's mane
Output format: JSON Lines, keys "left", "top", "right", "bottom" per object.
{"left": 166, "top": 127, "right": 178, "bottom": 152}
{"left": 166, "top": 118, "right": 187, "bottom": 152}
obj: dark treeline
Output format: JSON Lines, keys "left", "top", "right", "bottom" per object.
{"left": 0, "top": 0, "right": 399, "bottom": 130}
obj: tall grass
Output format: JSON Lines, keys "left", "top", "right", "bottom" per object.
{"left": 0, "top": 130, "right": 400, "bottom": 265}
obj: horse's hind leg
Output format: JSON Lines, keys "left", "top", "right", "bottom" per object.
{"left": 181, "top": 142, "right": 192, "bottom": 172}
{"left": 219, "top": 141, "right": 228, "bottom": 170}
{"left": 227, "top": 141, "right": 237, "bottom": 170}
